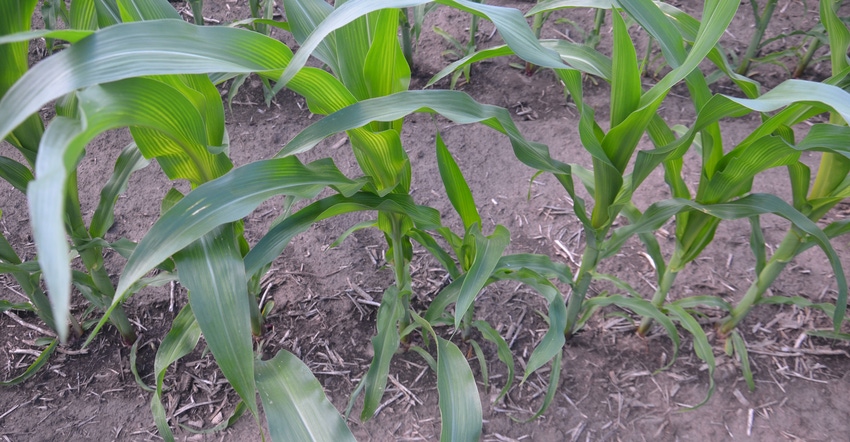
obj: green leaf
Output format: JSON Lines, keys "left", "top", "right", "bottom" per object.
{"left": 411, "top": 312, "right": 482, "bottom": 442}
{"left": 667, "top": 304, "right": 715, "bottom": 408}
{"left": 256, "top": 350, "right": 356, "bottom": 442}
{"left": 274, "top": 0, "right": 568, "bottom": 93}
{"left": 524, "top": 349, "right": 562, "bottom": 422}
{"left": 584, "top": 294, "right": 680, "bottom": 370}
{"left": 0, "top": 156, "right": 33, "bottom": 193}
{"left": 436, "top": 131, "right": 480, "bottom": 230}
{"left": 436, "top": 337, "right": 482, "bottom": 442}
{"left": 151, "top": 304, "right": 202, "bottom": 441}
{"left": 360, "top": 285, "right": 404, "bottom": 420}
{"left": 70, "top": 0, "right": 97, "bottom": 30}
{"left": 0, "top": 19, "right": 357, "bottom": 145}
{"left": 117, "top": 0, "right": 182, "bottom": 22}
{"left": 454, "top": 225, "right": 510, "bottom": 329}
{"left": 472, "top": 320, "right": 514, "bottom": 402}
{"left": 609, "top": 11, "right": 640, "bottom": 128}
{"left": 173, "top": 225, "right": 258, "bottom": 418}
{"left": 28, "top": 77, "right": 226, "bottom": 342}
{"left": 363, "top": 8, "right": 411, "bottom": 98}
{"left": 277, "top": 90, "right": 571, "bottom": 181}
{"left": 246, "top": 192, "right": 440, "bottom": 278}
{"left": 0, "top": 339, "right": 57, "bottom": 387}
{"left": 90, "top": 157, "right": 359, "bottom": 341}
{"left": 604, "top": 194, "right": 847, "bottom": 329}
{"left": 729, "top": 330, "right": 755, "bottom": 391}
{"left": 281, "top": 0, "right": 338, "bottom": 73}
{"left": 89, "top": 142, "right": 149, "bottom": 237}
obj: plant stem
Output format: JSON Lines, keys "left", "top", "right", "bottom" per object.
{"left": 719, "top": 228, "right": 803, "bottom": 334}
{"left": 736, "top": 0, "right": 778, "bottom": 75}
{"left": 524, "top": 12, "right": 545, "bottom": 75}
{"left": 66, "top": 173, "right": 136, "bottom": 344}
{"left": 637, "top": 249, "right": 685, "bottom": 336}
{"left": 189, "top": 0, "right": 204, "bottom": 26}
{"left": 400, "top": 8, "right": 414, "bottom": 68}
{"left": 793, "top": 36, "right": 822, "bottom": 78}
{"left": 389, "top": 214, "right": 411, "bottom": 335}
{"left": 564, "top": 234, "right": 600, "bottom": 337}
{"left": 248, "top": 289, "right": 263, "bottom": 336}
{"left": 588, "top": 8, "right": 605, "bottom": 49}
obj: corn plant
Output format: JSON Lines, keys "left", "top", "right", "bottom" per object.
{"left": 0, "top": 0, "right": 591, "bottom": 438}
{"left": 434, "top": 0, "right": 483, "bottom": 88}
{"left": 718, "top": 0, "right": 850, "bottom": 336}
{"left": 731, "top": 0, "right": 850, "bottom": 79}
{"left": 735, "top": 0, "right": 780, "bottom": 75}
{"left": 430, "top": 0, "right": 849, "bottom": 405}
{"left": 0, "top": 0, "right": 151, "bottom": 385}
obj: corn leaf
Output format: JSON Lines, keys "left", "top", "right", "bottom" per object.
{"left": 274, "top": 0, "right": 569, "bottom": 92}
{"left": 472, "top": 320, "right": 514, "bottom": 402}
{"left": 0, "top": 157, "right": 33, "bottom": 193}
{"left": 117, "top": 0, "right": 182, "bottom": 22}
{"left": 527, "top": 0, "right": 615, "bottom": 15}
{"left": 173, "top": 225, "right": 258, "bottom": 419}
{"left": 89, "top": 143, "right": 149, "bottom": 238}
{"left": 246, "top": 192, "right": 440, "bottom": 278}
{"left": 93, "top": 0, "right": 121, "bottom": 27}
{"left": 585, "top": 294, "right": 679, "bottom": 369}
{"left": 609, "top": 11, "right": 640, "bottom": 128}
{"left": 454, "top": 225, "right": 510, "bottom": 328}
{"left": 500, "top": 269, "right": 566, "bottom": 381}
{"left": 364, "top": 8, "right": 411, "bottom": 99}
{"left": 0, "top": 339, "right": 57, "bottom": 387}
{"left": 729, "top": 330, "right": 755, "bottom": 391}
{"left": 0, "top": 19, "right": 356, "bottom": 144}
{"left": 409, "top": 229, "right": 460, "bottom": 279}
{"left": 347, "top": 128, "right": 408, "bottom": 195}
{"left": 360, "top": 285, "right": 404, "bottom": 420}
{"left": 666, "top": 304, "right": 715, "bottom": 408}
{"left": 116, "top": 157, "right": 359, "bottom": 295}
{"left": 436, "top": 336, "right": 482, "bottom": 442}
{"left": 26, "top": 76, "right": 225, "bottom": 342}
{"left": 281, "top": 0, "right": 338, "bottom": 73}
{"left": 256, "top": 350, "right": 356, "bottom": 442}
{"left": 411, "top": 312, "right": 482, "bottom": 442}
{"left": 278, "top": 90, "right": 570, "bottom": 179}
{"left": 70, "top": 0, "right": 98, "bottom": 30}
{"left": 604, "top": 194, "right": 847, "bottom": 328}
{"left": 151, "top": 304, "right": 202, "bottom": 441}
{"left": 436, "top": 132, "right": 480, "bottom": 230}
{"left": 82, "top": 158, "right": 361, "bottom": 344}
{"left": 0, "top": 0, "right": 43, "bottom": 165}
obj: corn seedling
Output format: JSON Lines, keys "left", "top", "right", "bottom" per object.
{"left": 433, "top": 0, "right": 483, "bottom": 88}
{"left": 736, "top": 0, "right": 780, "bottom": 75}
{"left": 430, "top": 0, "right": 849, "bottom": 407}
{"left": 0, "top": 0, "right": 584, "bottom": 438}
{"left": 719, "top": 0, "right": 850, "bottom": 337}
{"left": 520, "top": 2, "right": 607, "bottom": 75}
{"left": 0, "top": 0, "right": 148, "bottom": 385}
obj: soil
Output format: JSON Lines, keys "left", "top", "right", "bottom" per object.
{"left": 2, "top": 1, "right": 850, "bottom": 441}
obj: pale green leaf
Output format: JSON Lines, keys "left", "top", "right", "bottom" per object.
{"left": 256, "top": 350, "right": 356, "bottom": 442}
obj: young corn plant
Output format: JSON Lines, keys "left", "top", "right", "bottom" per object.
{"left": 1, "top": 0, "right": 582, "bottom": 438}
{"left": 433, "top": 0, "right": 483, "bottom": 88}
{"left": 0, "top": 0, "right": 148, "bottom": 385}
{"left": 735, "top": 0, "right": 779, "bottom": 75}
{"left": 429, "top": 0, "right": 849, "bottom": 404}
{"left": 585, "top": 0, "right": 850, "bottom": 398}
{"left": 718, "top": 0, "right": 850, "bottom": 337}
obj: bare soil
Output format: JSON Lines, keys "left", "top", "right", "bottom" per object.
{"left": 2, "top": 1, "right": 850, "bottom": 441}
